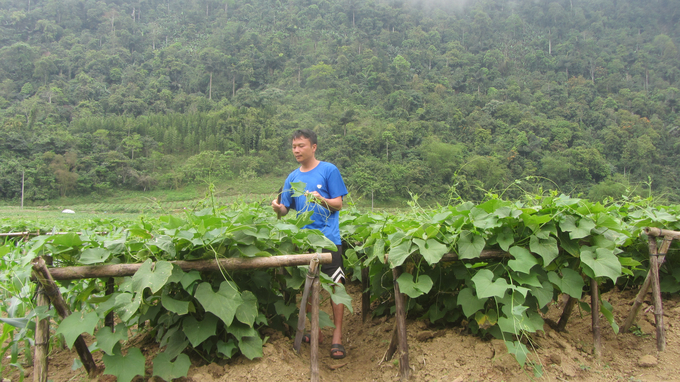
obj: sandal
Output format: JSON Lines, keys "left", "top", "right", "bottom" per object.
{"left": 330, "top": 344, "right": 346, "bottom": 359}
{"left": 302, "top": 333, "right": 311, "bottom": 344}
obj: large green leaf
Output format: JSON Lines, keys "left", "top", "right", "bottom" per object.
{"left": 78, "top": 248, "right": 111, "bottom": 264}
{"left": 96, "top": 323, "right": 128, "bottom": 356}
{"left": 560, "top": 216, "right": 595, "bottom": 240}
{"left": 182, "top": 314, "right": 218, "bottom": 347}
{"left": 55, "top": 312, "right": 99, "bottom": 349}
{"left": 239, "top": 336, "right": 264, "bottom": 360}
{"left": 388, "top": 240, "right": 415, "bottom": 267}
{"left": 217, "top": 339, "right": 238, "bottom": 359}
{"left": 412, "top": 238, "right": 448, "bottom": 265}
{"left": 547, "top": 269, "right": 584, "bottom": 298}
{"left": 102, "top": 345, "right": 146, "bottom": 382}
{"left": 529, "top": 281, "right": 554, "bottom": 309}
{"left": 152, "top": 353, "right": 191, "bottom": 381}
{"left": 194, "top": 281, "right": 244, "bottom": 326}
{"left": 507, "top": 246, "right": 538, "bottom": 274}
{"left": 529, "top": 235, "right": 559, "bottom": 266}
{"left": 161, "top": 290, "right": 190, "bottom": 315}
{"left": 326, "top": 283, "right": 354, "bottom": 313}
{"left": 505, "top": 340, "right": 529, "bottom": 367}
{"left": 235, "top": 290, "right": 258, "bottom": 327}
{"left": 396, "top": 273, "right": 433, "bottom": 298}
{"left": 458, "top": 231, "right": 485, "bottom": 260}
{"left": 121, "top": 259, "right": 174, "bottom": 295}
{"left": 457, "top": 288, "right": 487, "bottom": 317}
{"left": 580, "top": 247, "right": 621, "bottom": 283}
{"left": 496, "top": 227, "right": 514, "bottom": 251}
{"left": 471, "top": 270, "right": 510, "bottom": 299}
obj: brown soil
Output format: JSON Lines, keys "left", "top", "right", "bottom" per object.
{"left": 7, "top": 282, "right": 680, "bottom": 382}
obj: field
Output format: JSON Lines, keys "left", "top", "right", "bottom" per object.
{"left": 1, "top": 192, "right": 680, "bottom": 381}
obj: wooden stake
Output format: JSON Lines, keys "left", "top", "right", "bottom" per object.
{"left": 392, "top": 266, "right": 410, "bottom": 381}
{"left": 310, "top": 273, "right": 320, "bottom": 382}
{"left": 556, "top": 296, "right": 578, "bottom": 332}
{"left": 621, "top": 236, "right": 671, "bottom": 334}
{"left": 33, "top": 286, "right": 49, "bottom": 382}
{"left": 105, "top": 278, "right": 114, "bottom": 329}
{"left": 44, "top": 252, "right": 332, "bottom": 280}
{"left": 591, "top": 278, "right": 601, "bottom": 358}
{"left": 293, "top": 258, "right": 320, "bottom": 353}
{"left": 31, "top": 257, "right": 98, "bottom": 377}
{"left": 649, "top": 238, "right": 667, "bottom": 351}
{"left": 382, "top": 321, "right": 398, "bottom": 362}
{"left": 361, "top": 266, "right": 370, "bottom": 323}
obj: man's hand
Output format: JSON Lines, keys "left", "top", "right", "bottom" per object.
{"left": 271, "top": 199, "right": 288, "bottom": 217}
{"left": 306, "top": 191, "right": 343, "bottom": 212}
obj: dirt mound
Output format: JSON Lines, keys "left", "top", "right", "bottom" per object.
{"left": 11, "top": 283, "right": 680, "bottom": 382}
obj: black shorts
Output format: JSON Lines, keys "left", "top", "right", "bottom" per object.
{"left": 320, "top": 246, "right": 345, "bottom": 284}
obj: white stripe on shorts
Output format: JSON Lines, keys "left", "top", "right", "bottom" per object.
{"left": 331, "top": 267, "right": 346, "bottom": 283}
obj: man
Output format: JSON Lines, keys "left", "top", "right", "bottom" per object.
{"left": 271, "top": 129, "right": 349, "bottom": 359}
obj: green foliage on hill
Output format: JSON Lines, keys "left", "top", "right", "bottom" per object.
{"left": 1, "top": 0, "right": 679, "bottom": 203}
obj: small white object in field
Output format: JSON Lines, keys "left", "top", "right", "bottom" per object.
{"left": 62, "top": 209, "right": 75, "bottom": 214}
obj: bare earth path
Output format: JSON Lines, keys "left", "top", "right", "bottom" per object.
{"left": 13, "top": 282, "right": 680, "bottom": 382}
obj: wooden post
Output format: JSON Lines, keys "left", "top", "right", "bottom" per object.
{"left": 310, "top": 272, "right": 320, "bottom": 382}
{"left": 361, "top": 267, "right": 370, "bottom": 323}
{"left": 105, "top": 278, "right": 114, "bottom": 329}
{"left": 33, "top": 286, "right": 50, "bottom": 382}
{"left": 556, "top": 296, "right": 577, "bottom": 332}
{"left": 649, "top": 238, "right": 667, "bottom": 351}
{"left": 621, "top": 236, "right": 671, "bottom": 334}
{"left": 392, "top": 266, "right": 410, "bottom": 381}
{"left": 382, "top": 321, "right": 398, "bottom": 362}
{"left": 31, "top": 257, "right": 98, "bottom": 377}
{"left": 293, "top": 257, "right": 320, "bottom": 353}
{"left": 591, "top": 278, "right": 601, "bottom": 358}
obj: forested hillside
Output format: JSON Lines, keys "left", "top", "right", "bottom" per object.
{"left": 1, "top": 0, "right": 679, "bottom": 203}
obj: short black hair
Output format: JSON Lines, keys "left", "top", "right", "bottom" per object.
{"left": 292, "top": 129, "right": 317, "bottom": 145}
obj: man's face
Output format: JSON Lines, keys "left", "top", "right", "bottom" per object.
{"left": 292, "top": 137, "right": 316, "bottom": 164}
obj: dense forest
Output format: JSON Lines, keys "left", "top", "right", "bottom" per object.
{"left": 1, "top": 0, "right": 679, "bottom": 203}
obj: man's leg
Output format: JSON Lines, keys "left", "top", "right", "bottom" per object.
{"left": 330, "top": 284, "right": 345, "bottom": 357}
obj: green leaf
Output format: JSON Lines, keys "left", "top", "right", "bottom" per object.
{"left": 547, "top": 269, "right": 584, "bottom": 299}
{"left": 505, "top": 340, "right": 529, "bottom": 366}
{"left": 560, "top": 216, "right": 595, "bottom": 240}
{"left": 217, "top": 339, "right": 238, "bottom": 359}
{"left": 600, "top": 300, "right": 619, "bottom": 334}
{"left": 471, "top": 270, "right": 510, "bottom": 299}
{"left": 458, "top": 230, "right": 485, "bottom": 260}
{"left": 507, "top": 246, "right": 538, "bottom": 274}
{"left": 55, "top": 312, "right": 99, "bottom": 349}
{"left": 239, "top": 336, "right": 264, "bottom": 360}
{"left": 180, "top": 270, "right": 202, "bottom": 289}
{"left": 194, "top": 281, "right": 244, "bottom": 326}
{"left": 327, "top": 283, "right": 354, "bottom": 313}
{"left": 161, "top": 290, "right": 190, "bottom": 315}
{"left": 413, "top": 238, "right": 448, "bottom": 265}
{"left": 164, "top": 331, "right": 189, "bottom": 360}
{"left": 78, "top": 248, "right": 111, "bottom": 264}
{"left": 496, "top": 228, "right": 514, "bottom": 251}
{"left": 152, "top": 353, "right": 191, "bottom": 381}
{"left": 580, "top": 247, "right": 621, "bottom": 283}
{"left": 529, "top": 282, "right": 554, "bottom": 309}
{"left": 122, "top": 259, "right": 174, "bottom": 294}
{"left": 457, "top": 288, "right": 487, "bottom": 318}
{"left": 182, "top": 314, "right": 218, "bottom": 347}
{"left": 235, "top": 291, "right": 258, "bottom": 327}
{"left": 102, "top": 345, "right": 145, "bottom": 382}
{"left": 529, "top": 235, "right": 559, "bottom": 266}
{"left": 96, "top": 324, "right": 128, "bottom": 356}
{"left": 388, "top": 240, "right": 415, "bottom": 267}
{"left": 396, "top": 273, "right": 433, "bottom": 299}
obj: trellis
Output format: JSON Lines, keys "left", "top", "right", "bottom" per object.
{"left": 30, "top": 253, "right": 333, "bottom": 382}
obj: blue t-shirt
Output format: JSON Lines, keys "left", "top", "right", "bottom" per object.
{"left": 280, "top": 161, "right": 348, "bottom": 245}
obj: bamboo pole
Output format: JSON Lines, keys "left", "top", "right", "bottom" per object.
{"left": 31, "top": 257, "right": 98, "bottom": 377}
{"left": 33, "top": 286, "right": 49, "bottom": 382}
{"left": 293, "top": 258, "right": 320, "bottom": 353}
{"left": 590, "top": 278, "right": 601, "bottom": 358}
{"left": 361, "top": 267, "right": 370, "bottom": 323}
{"left": 621, "top": 236, "right": 671, "bottom": 333}
{"left": 44, "top": 253, "right": 332, "bottom": 281}
{"left": 392, "top": 266, "right": 410, "bottom": 381}
{"left": 310, "top": 273, "right": 320, "bottom": 382}
{"left": 648, "top": 238, "right": 667, "bottom": 351}
{"left": 105, "top": 278, "right": 114, "bottom": 329}
{"left": 645, "top": 227, "right": 680, "bottom": 240}
{"left": 556, "top": 296, "right": 578, "bottom": 332}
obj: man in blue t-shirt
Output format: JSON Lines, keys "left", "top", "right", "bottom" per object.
{"left": 271, "top": 129, "right": 349, "bottom": 359}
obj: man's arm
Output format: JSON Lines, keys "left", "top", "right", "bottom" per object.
{"left": 307, "top": 192, "right": 342, "bottom": 212}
